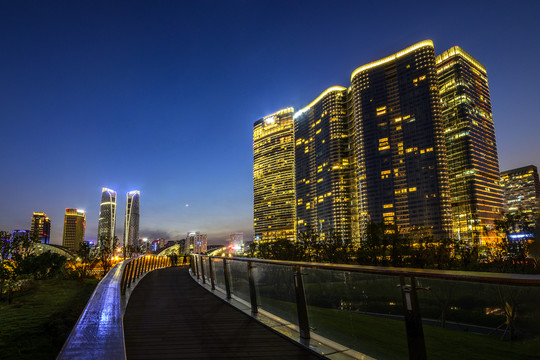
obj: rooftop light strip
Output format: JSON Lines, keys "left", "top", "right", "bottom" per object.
{"left": 350, "top": 40, "right": 434, "bottom": 80}
{"left": 263, "top": 107, "right": 295, "bottom": 120}
{"left": 435, "top": 46, "right": 486, "bottom": 72}
{"left": 294, "top": 86, "right": 347, "bottom": 118}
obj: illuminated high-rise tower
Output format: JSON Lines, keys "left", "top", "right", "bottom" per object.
{"left": 501, "top": 165, "right": 540, "bottom": 237}
{"left": 349, "top": 40, "right": 452, "bottom": 238}
{"left": 253, "top": 108, "right": 296, "bottom": 242}
{"left": 436, "top": 46, "right": 502, "bottom": 244}
{"left": 30, "top": 212, "right": 51, "bottom": 244}
{"left": 124, "top": 191, "right": 140, "bottom": 246}
{"left": 295, "top": 87, "right": 356, "bottom": 240}
{"left": 97, "top": 187, "right": 117, "bottom": 247}
{"left": 62, "top": 208, "right": 86, "bottom": 251}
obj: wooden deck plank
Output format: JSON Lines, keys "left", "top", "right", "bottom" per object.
{"left": 124, "top": 267, "right": 321, "bottom": 359}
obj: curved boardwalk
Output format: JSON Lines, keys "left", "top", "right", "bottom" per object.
{"left": 124, "top": 267, "right": 320, "bottom": 359}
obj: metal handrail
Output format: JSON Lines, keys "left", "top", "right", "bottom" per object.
{"left": 58, "top": 255, "right": 172, "bottom": 360}
{"left": 195, "top": 255, "right": 540, "bottom": 285}
{"left": 192, "top": 254, "right": 540, "bottom": 360}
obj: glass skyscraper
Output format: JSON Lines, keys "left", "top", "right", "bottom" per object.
{"left": 350, "top": 40, "right": 451, "bottom": 238}
{"left": 500, "top": 165, "right": 540, "bottom": 237}
{"left": 252, "top": 40, "right": 507, "bottom": 243}
{"left": 124, "top": 191, "right": 140, "bottom": 247}
{"left": 253, "top": 108, "right": 296, "bottom": 242}
{"left": 295, "top": 87, "right": 356, "bottom": 240}
{"left": 97, "top": 187, "right": 117, "bottom": 247}
{"left": 31, "top": 212, "right": 51, "bottom": 244}
{"left": 436, "top": 46, "right": 502, "bottom": 244}
{"left": 62, "top": 208, "right": 86, "bottom": 251}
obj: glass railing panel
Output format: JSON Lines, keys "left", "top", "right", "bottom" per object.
{"left": 252, "top": 263, "right": 298, "bottom": 326}
{"left": 203, "top": 257, "right": 211, "bottom": 282}
{"left": 212, "top": 258, "right": 225, "bottom": 292}
{"left": 303, "top": 268, "right": 408, "bottom": 359}
{"left": 416, "top": 277, "right": 540, "bottom": 360}
{"left": 228, "top": 260, "right": 250, "bottom": 303}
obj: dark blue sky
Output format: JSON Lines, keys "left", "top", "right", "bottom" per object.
{"left": 1, "top": 1, "right": 539, "bottom": 245}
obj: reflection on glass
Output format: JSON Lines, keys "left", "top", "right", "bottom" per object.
{"left": 228, "top": 260, "right": 250, "bottom": 303}
{"left": 416, "top": 277, "right": 540, "bottom": 359}
{"left": 253, "top": 263, "right": 298, "bottom": 325}
{"left": 212, "top": 258, "right": 225, "bottom": 292}
{"left": 303, "top": 268, "right": 408, "bottom": 359}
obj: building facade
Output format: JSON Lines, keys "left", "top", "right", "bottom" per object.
{"left": 185, "top": 232, "right": 207, "bottom": 253}
{"left": 436, "top": 46, "right": 502, "bottom": 244}
{"left": 253, "top": 108, "right": 296, "bottom": 241}
{"left": 252, "top": 40, "right": 506, "bottom": 242}
{"left": 97, "top": 187, "right": 117, "bottom": 247}
{"left": 62, "top": 208, "right": 86, "bottom": 251}
{"left": 124, "top": 191, "right": 140, "bottom": 247}
{"left": 30, "top": 212, "right": 51, "bottom": 244}
{"left": 500, "top": 165, "right": 540, "bottom": 238}
{"left": 295, "top": 87, "right": 356, "bottom": 240}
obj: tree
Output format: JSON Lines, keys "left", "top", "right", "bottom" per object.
{"left": 75, "top": 241, "right": 99, "bottom": 278}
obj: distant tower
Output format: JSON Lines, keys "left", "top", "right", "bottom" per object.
{"left": 185, "top": 232, "right": 207, "bottom": 253}
{"left": 500, "top": 165, "right": 540, "bottom": 237}
{"left": 31, "top": 212, "right": 51, "bottom": 244}
{"left": 436, "top": 46, "right": 503, "bottom": 245}
{"left": 253, "top": 108, "right": 296, "bottom": 242}
{"left": 97, "top": 187, "right": 117, "bottom": 247}
{"left": 62, "top": 209, "right": 86, "bottom": 251}
{"left": 124, "top": 191, "right": 140, "bottom": 247}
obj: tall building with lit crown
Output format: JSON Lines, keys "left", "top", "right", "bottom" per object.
{"left": 253, "top": 108, "right": 296, "bottom": 241}
{"left": 31, "top": 212, "right": 51, "bottom": 244}
{"left": 295, "top": 87, "right": 357, "bottom": 240}
{"left": 62, "top": 209, "right": 86, "bottom": 251}
{"left": 500, "top": 165, "right": 540, "bottom": 236}
{"left": 97, "top": 187, "right": 117, "bottom": 247}
{"left": 349, "top": 40, "right": 451, "bottom": 238}
{"left": 436, "top": 46, "right": 502, "bottom": 244}
{"left": 124, "top": 191, "right": 140, "bottom": 247}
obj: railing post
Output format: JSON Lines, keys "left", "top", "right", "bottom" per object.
{"left": 133, "top": 258, "right": 141, "bottom": 279}
{"left": 209, "top": 257, "right": 215, "bottom": 290}
{"left": 144, "top": 256, "right": 150, "bottom": 272}
{"left": 194, "top": 255, "right": 200, "bottom": 279}
{"left": 223, "top": 258, "right": 231, "bottom": 299}
{"left": 400, "top": 276, "right": 427, "bottom": 360}
{"left": 294, "top": 265, "right": 310, "bottom": 340}
{"left": 200, "top": 256, "right": 206, "bottom": 284}
{"left": 120, "top": 261, "right": 131, "bottom": 295}
{"left": 139, "top": 257, "right": 145, "bottom": 274}
{"left": 248, "top": 261, "right": 258, "bottom": 314}
{"left": 127, "top": 259, "right": 136, "bottom": 287}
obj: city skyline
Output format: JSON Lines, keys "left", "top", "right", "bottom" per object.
{"left": 1, "top": 1, "right": 539, "bottom": 245}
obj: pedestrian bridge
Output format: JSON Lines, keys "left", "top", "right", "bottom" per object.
{"left": 57, "top": 255, "right": 540, "bottom": 359}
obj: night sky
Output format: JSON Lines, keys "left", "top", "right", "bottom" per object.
{"left": 1, "top": 1, "right": 539, "bottom": 245}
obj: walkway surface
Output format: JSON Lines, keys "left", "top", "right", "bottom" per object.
{"left": 123, "top": 267, "right": 321, "bottom": 359}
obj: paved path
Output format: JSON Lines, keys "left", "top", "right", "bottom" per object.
{"left": 124, "top": 267, "right": 321, "bottom": 359}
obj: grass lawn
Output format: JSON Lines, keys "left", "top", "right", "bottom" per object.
{"left": 257, "top": 296, "right": 540, "bottom": 360}
{"left": 0, "top": 278, "right": 99, "bottom": 360}
{"left": 307, "top": 306, "right": 540, "bottom": 360}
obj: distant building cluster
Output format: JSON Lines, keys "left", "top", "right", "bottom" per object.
{"left": 253, "top": 40, "right": 538, "bottom": 245}
{"left": 56, "top": 188, "right": 141, "bottom": 252}
{"left": 8, "top": 187, "right": 142, "bottom": 253}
